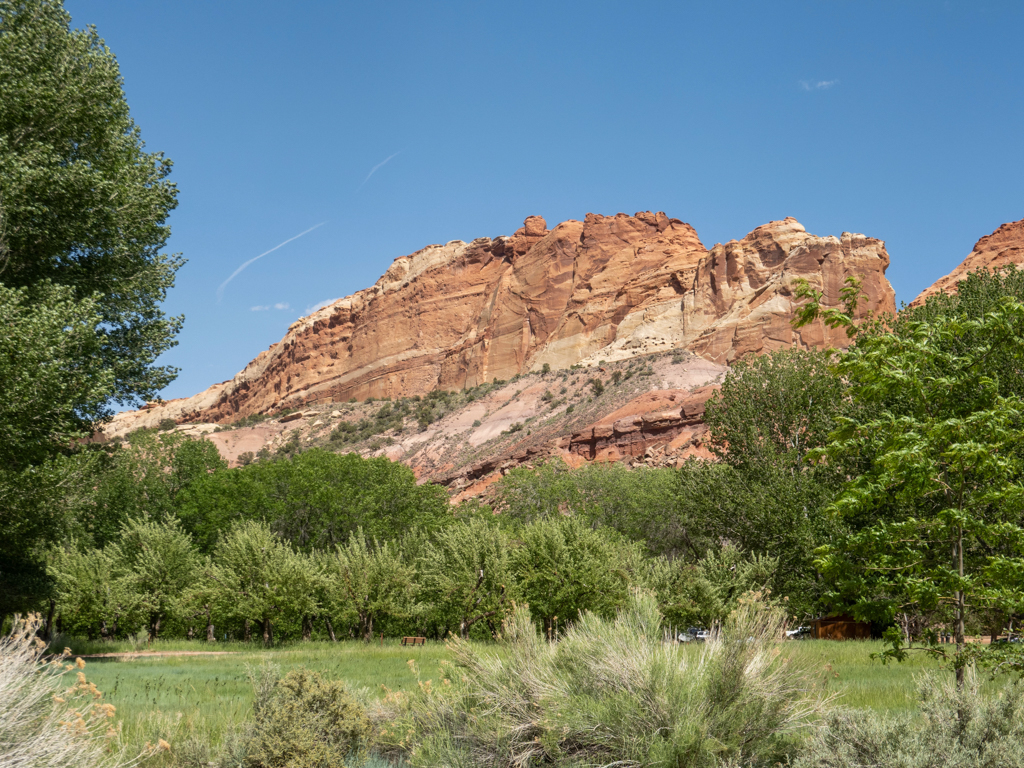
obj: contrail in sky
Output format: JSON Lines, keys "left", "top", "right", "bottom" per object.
{"left": 217, "top": 222, "right": 326, "bottom": 301}
{"left": 358, "top": 151, "right": 401, "bottom": 190}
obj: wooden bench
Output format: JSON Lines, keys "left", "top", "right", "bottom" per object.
{"left": 401, "top": 636, "right": 426, "bottom": 646}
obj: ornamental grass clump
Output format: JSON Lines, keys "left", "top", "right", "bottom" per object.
{"left": 373, "top": 591, "right": 829, "bottom": 768}
{"left": 0, "top": 614, "right": 131, "bottom": 768}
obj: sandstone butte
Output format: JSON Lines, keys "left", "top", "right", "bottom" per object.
{"left": 105, "top": 211, "right": 897, "bottom": 439}
{"left": 909, "top": 217, "right": 1024, "bottom": 307}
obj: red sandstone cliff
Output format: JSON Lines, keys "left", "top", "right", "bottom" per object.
{"left": 103, "top": 212, "right": 895, "bottom": 438}
{"left": 910, "top": 217, "right": 1024, "bottom": 308}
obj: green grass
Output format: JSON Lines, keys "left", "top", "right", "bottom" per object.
{"left": 75, "top": 639, "right": 447, "bottom": 765}
{"left": 68, "top": 637, "right": 1000, "bottom": 766}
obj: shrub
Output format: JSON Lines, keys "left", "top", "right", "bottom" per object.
{"left": 472, "top": 419, "right": 481, "bottom": 428}
{"left": 794, "top": 671, "right": 1024, "bottom": 767}
{"left": 541, "top": 362, "right": 551, "bottom": 374}
{"left": 589, "top": 378, "right": 605, "bottom": 396}
{"left": 374, "top": 592, "right": 826, "bottom": 768}
{"left": 0, "top": 615, "right": 129, "bottom": 767}
{"left": 241, "top": 664, "right": 371, "bottom": 768}
{"left": 157, "top": 417, "right": 177, "bottom": 431}
{"left": 611, "top": 370, "right": 623, "bottom": 385}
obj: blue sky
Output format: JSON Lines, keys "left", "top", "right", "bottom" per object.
{"left": 67, "top": 1, "right": 1024, "bottom": 402}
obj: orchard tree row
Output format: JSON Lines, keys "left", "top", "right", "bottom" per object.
{"left": 48, "top": 514, "right": 776, "bottom": 646}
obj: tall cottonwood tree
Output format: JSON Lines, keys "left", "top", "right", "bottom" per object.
{"left": 0, "top": 0, "right": 182, "bottom": 611}
{"left": 813, "top": 300, "right": 1024, "bottom": 685}
{"left": 0, "top": 0, "right": 182, "bottom": 403}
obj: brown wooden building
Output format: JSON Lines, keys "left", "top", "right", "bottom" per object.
{"left": 810, "top": 614, "right": 872, "bottom": 640}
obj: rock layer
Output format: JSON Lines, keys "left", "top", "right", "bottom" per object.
{"left": 102, "top": 212, "right": 895, "bottom": 437}
{"left": 910, "top": 218, "right": 1024, "bottom": 307}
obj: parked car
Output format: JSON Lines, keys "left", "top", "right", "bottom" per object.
{"left": 677, "top": 627, "right": 711, "bottom": 643}
{"left": 786, "top": 625, "right": 811, "bottom": 640}
{"left": 992, "top": 635, "right": 1022, "bottom": 645}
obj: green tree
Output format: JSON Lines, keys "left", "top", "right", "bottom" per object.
{"left": 897, "top": 265, "right": 1024, "bottom": 400}
{"left": 0, "top": 284, "right": 112, "bottom": 614}
{"left": 107, "top": 517, "right": 200, "bottom": 641}
{"left": 512, "top": 517, "right": 636, "bottom": 636}
{"left": 0, "top": 0, "right": 181, "bottom": 404}
{"left": 675, "top": 458, "right": 838, "bottom": 618}
{"left": 178, "top": 449, "right": 450, "bottom": 553}
{"left": 496, "top": 460, "right": 696, "bottom": 558}
{"left": 642, "top": 544, "right": 778, "bottom": 629}
{"left": 207, "top": 521, "right": 320, "bottom": 645}
{"left": 89, "top": 431, "right": 225, "bottom": 546}
{"left": 48, "top": 542, "right": 141, "bottom": 640}
{"left": 814, "top": 299, "right": 1024, "bottom": 685}
{"left": 417, "top": 518, "right": 514, "bottom": 639}
{"left": 0, "top": 0, "right": 182, "bottom": 614}
{"left": 319, "top": 529, "right": 416, "bottom": 640}
{"left": 704, "top": 348, "right": 849, "bottom": 469}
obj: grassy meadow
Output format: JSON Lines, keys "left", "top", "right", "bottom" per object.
{"left": 64, "top": 636, "right": 986, "bottom": 766}
{"left": 74, "top": 639, "right": 448, "bottom": 764}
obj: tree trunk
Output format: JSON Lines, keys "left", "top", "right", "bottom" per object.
{"left": 325, "top": 616, "right": 337, "bottom": 642}
{"left": 206, "top": 606, "right": 215, "bottom": 643}
{"left": 43, "top": 599, "right": 56, "bottom": 642}
{"left": 302, "top": 615, "right": 312, "bottom": 641}
{"left": 955, "top": 524, "right": 966, "bottom": 692}
{"left": 262, "top": 617, "right": 272, "bottom": 647}
{"left": 149, "top": 614, "right": 161, "bottom": 643}
{"left": 244, "top": 619, "right": 252, "bottom": 642}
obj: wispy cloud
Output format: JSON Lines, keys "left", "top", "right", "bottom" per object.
{"left": 304, "top": 298, "right": 339, "bottom": 315}
{"left": 251, "top": 302, "right": 291, "bottom": 312}
{"left": 357, "top": 151, "right": 401, "bottom": 190}
{"left": 217, "top": 222, "right": 327, "bottom": 301}
{"left": 800, "top": 79, "right": 839, "bottom": 91}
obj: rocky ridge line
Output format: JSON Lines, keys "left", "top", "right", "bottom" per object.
{"left": 103, "top": 211, "right": 895, "bottom": 440}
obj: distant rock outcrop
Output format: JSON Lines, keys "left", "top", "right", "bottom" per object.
{"left": 102, "top": 211, "right": 894, "bottom": 439}
{"left": 910, "top": 218, "right": 1024, "bottom": 308}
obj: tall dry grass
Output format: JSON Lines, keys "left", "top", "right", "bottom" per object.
{"left": 372, "top": 591, "right": 831, "bottom": 768}
{"left": 0, "top": 614, "right": 140, "bottom": 768}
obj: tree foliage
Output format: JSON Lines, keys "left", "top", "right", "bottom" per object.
{"left": 495, "top": 460, "right": 691, "bottom": 557}
{"left": 207, "top": 521, "right": 320, "bottom": 646}
{"left": 704, "top": 348, "right": 849, "bottom": 469}
{"left": 814, "top": 299, "right": 1024, "bottom": 680}
{"left": 511, "top": 515, "right": 635, "bottom": 634}
{"left": 0, "top": 0, "right": 182, "bottom": 404}
{"left": 0, "top": 0, "right": 183, "bottom": 613}
{"left": 177, "top": 449, "right": 451, "bottom": 553}
{"left": 320, "top": 530, "right": 416, "bottom": 640}
{"left": 417, "top": 517, "right": 513, "bottom": 639}
{"left": 107, "top": 517, "right": 200, "bottom": 641}
{"left": 643, "top": 543, "right": 779, "bottom": 629}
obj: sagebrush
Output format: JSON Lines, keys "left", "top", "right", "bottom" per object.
{"left": 233, "top": 663, "right": 372, "bottom": 768}
{"left": 372, "top": 591, "right": 829, "bottom": 768}
{"left": 0, "top": 614, "right": 134, "bottom": 767}
{"left": 794, "top": 670, "right": 1024, "bottom": 768}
